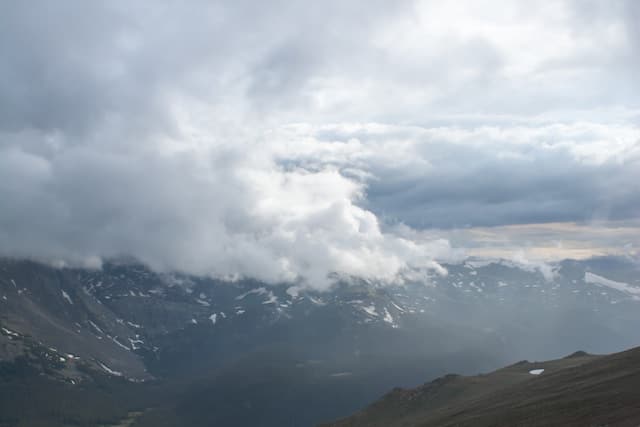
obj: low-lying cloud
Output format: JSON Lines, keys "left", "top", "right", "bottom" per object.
{"left": 0, "top": 122, "right": 458, "bottom": 288}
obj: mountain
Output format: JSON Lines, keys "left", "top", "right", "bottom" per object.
{"left": 320, "top": 345, "right": 640, "bottom": 427}
{"left": 1, "top": 255, "right": 639, "bottom": 426}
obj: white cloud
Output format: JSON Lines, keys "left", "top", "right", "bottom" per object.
{"left": 0, "top": 118, "right": 459, "bottom": 289}
{"left": 0, "top": 1, "right": 638, "bottom": 287}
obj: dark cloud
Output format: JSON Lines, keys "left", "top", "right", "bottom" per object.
{"left": 302, "top": 123, "right": 639, "bottom": 228}
{"left": 364, "top": 135, "right": 640, "bottom": 228}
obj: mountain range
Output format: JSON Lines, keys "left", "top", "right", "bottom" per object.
{"left": 1, "top": 255, "right": 639, "bottom": 426}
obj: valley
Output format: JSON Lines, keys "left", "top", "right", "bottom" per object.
{"left": 1, "top": 256, "right": 639, "bottom": 426}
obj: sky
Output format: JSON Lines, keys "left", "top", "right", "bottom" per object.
{"left": 1, "top": 0, "right": 639, "bottom": 289}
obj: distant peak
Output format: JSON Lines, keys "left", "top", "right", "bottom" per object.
{"left": 564, "top": 350, "right": 590, "bottom": 359}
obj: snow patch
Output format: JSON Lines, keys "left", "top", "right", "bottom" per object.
{"left": 128, "top": 337, "right": 144, "bottom": 350}
{"left": 109, "top": 336, "right": 131, "bottom": 351}
{"left": 585, "top": 272, "right": 640, "bottom": 299}
{"left": 390, "top": 302, "right": 405, "bottom": 312}
{"left": 236, "top": 287, "right": 268, "bottom": 300}
{"left": 98, "top": 361, "right": 123, "bottom": 377}
{"left": 209, "top": 313, "right": 218, "bottom": 325}
{"left": 308, "top": 296, "right": 326, "bottom": 306}
{"left": 1, "top": 327, "right": 20, "bottom": 337}
{"left": 261, "top": 291, "right": 278, "bottom": 305}
{"left": 126, "top": 321, "right": 142, "bottom": 329}
{"left": 362, "top": 305, "right": 378, "bottom": 317}
{"left": 383, "top": 308, "right": 396, "bottom": 327}
{"left": 61, "top": 290, "right": 73, "bottom": 304}
{"left": 88, "top": 320, "right": 104, "bottom": 335}
{"left": 529, "top": 369, "right": 544, "bottom": 375}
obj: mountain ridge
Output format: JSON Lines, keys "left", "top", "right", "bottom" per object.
{"left": 1, "top": 255, "right": 640, "bottom": 426}
{"left": 320, "top": 345, "right": 640, "bottom": 427}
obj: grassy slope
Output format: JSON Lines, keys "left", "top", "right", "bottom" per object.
{"left": 321, "top": 347, "right": 640, "bottom": 427}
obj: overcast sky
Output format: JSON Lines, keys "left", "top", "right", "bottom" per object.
{"left": 1, "top": 1, "right": 638, "bottom": 288}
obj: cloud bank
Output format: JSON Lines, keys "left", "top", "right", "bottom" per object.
{"left": 0, "top": 1, "right": 638, "bottom": 288}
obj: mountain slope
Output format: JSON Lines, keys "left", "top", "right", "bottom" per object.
{"left": 320, "top": 346, "right": 640, "bottom": 427}
{"left": 1, "top": 256, "right": 640, "bottom": 426}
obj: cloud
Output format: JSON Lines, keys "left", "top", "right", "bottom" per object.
{"left": 298, "top": 122, "right": 640, "bottom": 228}
{"left": 0, "top": 120, "right": 459, "bottom": 289}
{"left": 0, "top": 1, "right": 638, "bottom": 287}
